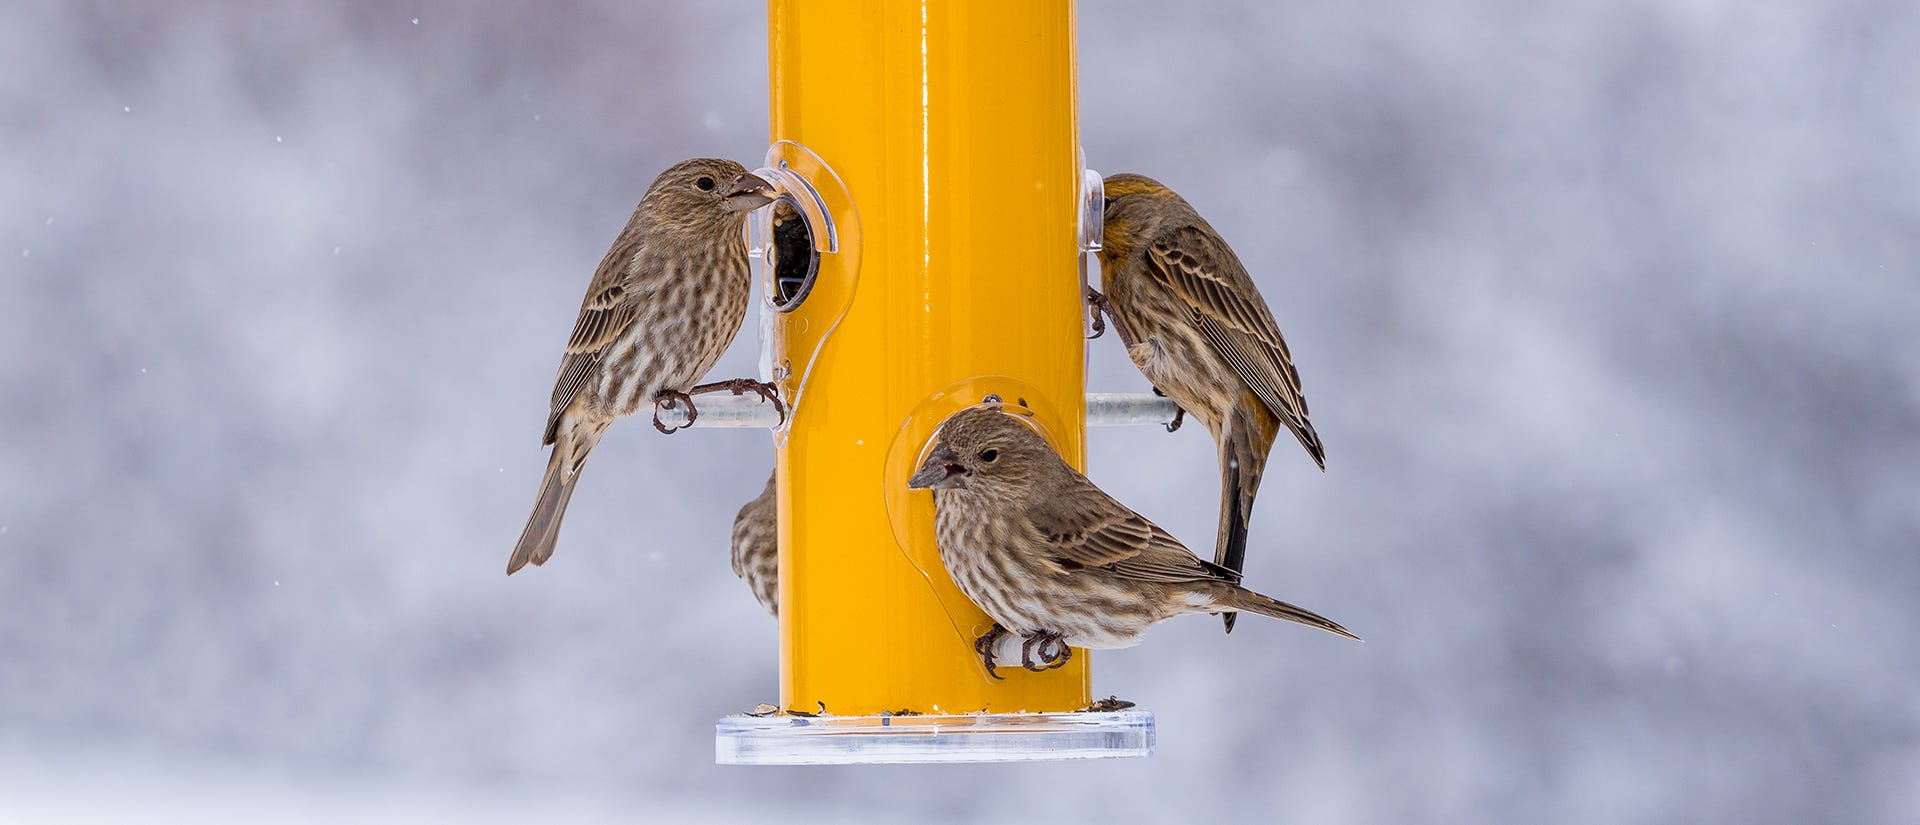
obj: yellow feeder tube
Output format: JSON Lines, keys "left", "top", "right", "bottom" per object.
{"left": 771, "top": 0, "right": 1090, "bottom": 716}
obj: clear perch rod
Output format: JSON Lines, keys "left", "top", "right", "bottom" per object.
{"left": 657, "top": 392, "right": 1178, "bottom": 430}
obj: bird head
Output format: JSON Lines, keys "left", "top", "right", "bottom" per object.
{"left": 641, "top": 158, "right": 777, "bottom": 226}
{"left": 1098, "top": 172, "right": 1185, "bottom": 256}
{"left": 907, "top": 405, "right": 1058, "bottom": 493}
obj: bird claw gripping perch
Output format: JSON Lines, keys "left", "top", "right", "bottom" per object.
{"left": 1084, "top": 288, "right": 1139, "bottom": 348}
{"left": 974, "top": 623, "right": 1011, "bottom": 680}
{"left": 1150, "top": 387, "right": 1186, "bottom": 432}
{"left": 690, "top": 377, "right": 789, "bottom": 426}
{"left": 652, "top": 378, "right": 789, "bottom": 434}
{"left": 1085, "top": 287, "right": 1108, "bottom": 340}
{"left": 1020, "top": 632, "right": 1071, "bottom": 672}
{"left": 651, "top": 389, "right": 698, "bottom": 434}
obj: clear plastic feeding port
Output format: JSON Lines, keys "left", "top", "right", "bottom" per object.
{"left": 751, "top": 160, "right": 838, "bottom": 312}
{"left": 1079, "top": 165, "right": 1104, "bottom": 254}
{"left": 740, "top": 140, "right": 863, "bottom": 445}
{"left": 1079, "top": 164, "right": 1104, "bottom": 339}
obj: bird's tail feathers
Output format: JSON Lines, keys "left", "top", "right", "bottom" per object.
{"left": 1215, "top": 445, "right": 1249, "bottom": 635}
{"left": 1216, "top": 585, "right": 1359, "bottom": 641}
{"left": 1290, "top": 418, "right": 1326, "bottom": 471}
{"left": 1213, "top": 403, "right": 1277, "bottom": 633}
{"left": 508, "top": 447, "right": 584, "bottom": 575}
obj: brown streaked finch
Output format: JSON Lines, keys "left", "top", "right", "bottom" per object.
{"left": 508, "top": 158, "right": 776, "bottom": 575}
{"left": 730, "top": 469, "right": 779, "bottom": 615}
{"left": 1089, "top": 173, "right": 1326, "bottom": 632}
{"left": 907, "top": 405, "right": 1355, "bottom": 678}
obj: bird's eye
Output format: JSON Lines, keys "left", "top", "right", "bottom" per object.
{"left": 695, "top": 176, "right": 716, "bottom": 192}
{"left": 979, "top": 449, "right": 999, "bottom": 463}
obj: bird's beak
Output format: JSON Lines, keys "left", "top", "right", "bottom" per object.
{"left": 907, "top": 446, "right": 965, "bottom": 490}
{"left": 723, "top": 172, "right": 777, "bottom": 213}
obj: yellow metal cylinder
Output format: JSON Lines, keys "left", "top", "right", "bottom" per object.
{"left": 770, "top": 0, "right": 1090, "bottom": 715}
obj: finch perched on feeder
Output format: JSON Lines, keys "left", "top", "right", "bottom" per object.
{"left": 1088, "top": 173, "right": 1324, "bottom": 632}
{"left": 731, "top": 470, "right": 779, "bottom": 615}
{"left": 508, "top": 158, "right": 777, "bottom": 575}
{"left": 907, "top": 405, "right": 1354, "bottom": 678}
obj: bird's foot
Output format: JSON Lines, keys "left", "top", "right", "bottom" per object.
{"left": 1020, "top": 632, "right": 1071, "bottom": 672}
{"left": 1085, "top": 288, "right": 1108, "bottom": 339}
{"left": 1044, "top": 637, "right": 1070, "bottom": 669}
{"left": 651, "top": 389, "right": 697, "bottom": 434}
{"left": 1085, "top": 289, "right": 1139, "bottom": 348}
{"left": 691, "top": 377, "right": 788, "bottom": 425}
{"left": 1147, "top": 386, "right": 1186, "bottom": 431}
{"left": 974, "top": 624, "right": 1010, "bottom": 680}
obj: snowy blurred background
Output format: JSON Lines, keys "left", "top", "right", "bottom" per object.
{"left": 3, "top": 1, "right": 1917, "bottom": 822}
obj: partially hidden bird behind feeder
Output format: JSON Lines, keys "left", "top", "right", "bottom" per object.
{"left": 731, "top": 470, "right": 779, "bottom": 615}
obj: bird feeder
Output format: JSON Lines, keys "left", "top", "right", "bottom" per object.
{"left": 686, "top": 0, "right": 1171, "bottom": 764}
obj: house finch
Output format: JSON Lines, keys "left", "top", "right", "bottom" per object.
{"left": 730, "top": 469, "right": 779, "bottom": 615}
{"left": 906, "top": 405, "right": 1355, "bottom": 677}
{"left": 1089, "top": 173, "right": 1325, "bottom": 631}
{"left": 508, "top": 158, "right": 776, "bottom": 575}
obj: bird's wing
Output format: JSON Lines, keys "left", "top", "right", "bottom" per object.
{"left": 1148, "top": 225, "right": 1321, "bottom": 463}
{"left": 543, "top": 236, "right": 643, "bottom": 444}
{"left": 1026, "top": 477, "right": 1239, "bottom": 584}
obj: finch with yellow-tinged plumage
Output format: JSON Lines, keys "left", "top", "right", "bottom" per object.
{"left": 1091, "top": 173, "right": 1325, "bottom": 632}
{"left": 907, "top": 405, "right": 1355, "bottom": 677}
{"left": 508, "top": 158, "right": 775, "bottom": 575}
{"left": 731, "top": 470, "right": 779, "bottom": 615}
